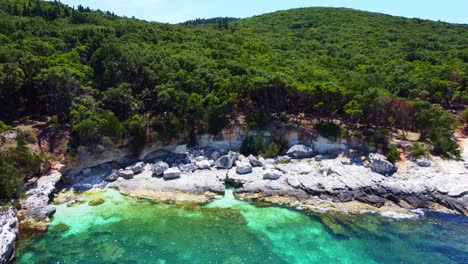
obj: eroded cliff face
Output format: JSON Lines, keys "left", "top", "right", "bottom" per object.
{"left": 65, "top": 121, "right": 370, "bottom": 174}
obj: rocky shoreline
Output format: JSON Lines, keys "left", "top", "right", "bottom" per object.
{"left": 1, "top": 143, "right": 467, "bottom": 263}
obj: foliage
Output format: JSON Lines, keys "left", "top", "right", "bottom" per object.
{"left": 262, "top": 142, "right": 281, "bottom": 158}
{"left": 0, "top": 1, "right": 465, "bottom": 156}
{"left": 410, "top": 142, "right": 427, "bottom": 159}
{"left": 0, "top": 120, "right": 9, "bottom": 132}
{"left": 386, "top": 146, "right": 400, "bottom": 163}
{"left": 125, "top": 114, "right": 147, "bottom": 154}
{"left": 0, "top": 132, "right": 42, "bottom": 200}
{"left": 315, "top": 122, "right": 345, "bottom": 139}
{"left": 462, "top": 109, "right": 468, "bottom": 124}
{"left": 368, "top": 128, "right": 391, "bottom": 152}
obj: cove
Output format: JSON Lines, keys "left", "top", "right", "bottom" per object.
{"left": 15, "top": 189, "right": 468, "bottom": 264}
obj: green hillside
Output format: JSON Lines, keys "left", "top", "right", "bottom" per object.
{"left": 0, "top": 0, "right": 466, "bottom": 156}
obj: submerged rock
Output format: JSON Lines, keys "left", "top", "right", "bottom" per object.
{"left": 88, "top": 198, "right": 105, "bottom": 206}
{"left": 287, "top": 145, "right": 314, "bottom": 159}
{"left": 216, "top": 155, "right": 233, "bottom": 169}
{"left": 164, "top": 168, "right": 181, "bottom": 180}
{"left": 369, "top": 154, "right": 396, "bottom": 175}
{"left": 151, "top": 162, "right": 169, "bottom": 177}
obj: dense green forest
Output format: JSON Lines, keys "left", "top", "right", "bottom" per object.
{"left": 0, "top": 0, "right": 467, "bottom": 162}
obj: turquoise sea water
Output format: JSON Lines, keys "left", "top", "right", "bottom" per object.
{"left": 15, "top": 189, "right": 468, "bottom": 264}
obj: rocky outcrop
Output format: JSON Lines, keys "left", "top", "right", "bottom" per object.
{"left": 0, "top": 208, "right": 18, "bottom": 264}
{"left": 287, "top": 145, "right": 314, "bottom": 159}
{"left": 369, "top": 154, "right": 396, "bottom": 175}
{"left": 20, "top": 170, "right": 62, "bottom": 222}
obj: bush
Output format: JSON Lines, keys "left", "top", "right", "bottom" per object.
{"left": 315, "top": 122, "right": 345, "bottom": 139}
{"left": 240, "top": 134, "right": 254, "bottom": 155}
{"left": 0, "top": 120, "right": 10, "bottom": 133}
{"left": 126, "top": 115, "right": 147, "bottom": 155}
{"left": 410, "top": 142, "right": 426, "bottom": 159}
{"left": 386, "top": 146, "right": 400, "bottom": 163}
{"left": 262, "top": 142, "right": 281, "bottom": 158}
{"left": 254, "top": 136, "right": 265, "bottom": 155}
{"left": 462, "top": 109, "right": 468, "bottom": 124}
{"left": 369, "top": 128, "right": 391, "bottom": 152}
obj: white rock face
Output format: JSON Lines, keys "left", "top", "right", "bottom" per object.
{"left": 263, "top": 170, "right": 282, "bottom": 180}
{"left": 236, "top": 162, "right": 253, "bottom": 174}
{"left": 152, "top": 162, "right": 169, "bottom": 176}
{"left": 0, "top": 208, "right": 18, "bottom": 264}
{"left": 164, "top": 168, "right": 181, "bottom": 180}
{"left": 196, "top": 160, "right": 211, "bottom": 170}
{"left": 287, "top": 145, "right": 314, "bottom": 159}
{"left": 369, "top": 153, "right": 396, "bottom": 175}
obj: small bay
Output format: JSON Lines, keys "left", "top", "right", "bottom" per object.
{"left": 15, "top": 189, "right": 468, "bottom": 264}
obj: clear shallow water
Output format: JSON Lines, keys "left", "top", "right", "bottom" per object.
{"left": 15, "top": 189, "right": 468, "bottom": 264}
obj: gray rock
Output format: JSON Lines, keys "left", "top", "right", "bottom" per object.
{"left": 216, "top": 155, "right": 234, "bottom": 169}
{"left": 174, "top": 145, "right": 187, "bottom": 155}
{"left": 263, "top": 170, "right": 282, "bottom": 180}
{"left": 131, "top": 162, "right": 146, "bottom": 174}
{"left": 105, "top": 170, "right": 119, "bottom": 182}
{"left": 0, "top": 208, "right": 18, "bottom": 264}
{"left": 287, "top": 145, "right": 314, "bottom": 159}
{"left": 416, "top": 158, "right": 431, "bottom": 167}
{"left": 196, "top": 160, "right": 211, "bottom": 170}
{"left": 194, "top": 156, "right": 207, "bottom": 162}
{"left": 179, "top": 163, "right": 197, "bottom": 173}
{"left": 315, "top": 155, "right": 324, "bottom": 161}
{"left": 151, "top": 162, "right": 169, "bottom": 177}
{"left": 163, "top": 168, "right": 181, "bottom": 180}
{"left": 119, "top": 169, "right": 134, "bottom": 180}
{"left": 236, "top": 162, "right": 253, "bottom": 174}
{"left": 262, "top": 159, "right": 277, "bottom": 170}
{"left": 211, "top": 151, "right": 221, "bottom": 161}
{"left": 248, "top": 155, "right": 263, "bottom": 167}
{"left": 369, "top": 154, "right": 396, "bottom": 175}
{"left": 228, "top": 151, "right": 240, "bottom": 163}
{"left": 276, "top": 156, "right": 292, "bottom": 163}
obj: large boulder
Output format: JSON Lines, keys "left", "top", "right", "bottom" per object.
{"left": 118, "top": 169, "right": 134, "bottom": 180}
{"left": 151, "top": 162, "right": 169, "bottom": 177}
{"left": 196, "top": 160, "right": 211, "bottom": 170}
{"left": 369, "top": 154, "right": 396, "bottom": 175}
{"left": 236, "top": 162, "right": 253, "bottom": 174}
{"left": 215, "top": 155, "right": 234, "bottom": 169}
{"left": 163, "top": 168, "right": 181, "bottom": 180}
{"left": 0, "top": 208, "right": 18, "bottom": 264}
{"left": 228, "top": 151, "right": 240, "bottom": 163}
{"left": 262, "top": 158, "right": 277, "bottom": 170}
{"left": 130, "top": 162, "right": 145, "bottom": 174}
{"left": 263, "top": 170, "right": 282, "bottom": 180}
{"left": 287, "top": 145, "right": 314, "bottom": 159}
{"left": 248, "top": 155, "right": 263, "bottom": 167}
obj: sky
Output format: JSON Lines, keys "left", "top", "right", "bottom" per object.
{"left": 59, "top": 0, "right": 468, "bottom": 24}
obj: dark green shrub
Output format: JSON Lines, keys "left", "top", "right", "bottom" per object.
{"left": 386, "top": 146, "right": 400, "bottom": 163}
{"left": 410, "top": 142, "right": 426, "bottom": 159}
{"left": 262, "top": 142, "right": 281, "bottom": 158}
{"left": 315, "top": 122, "right": 345, "bottom": 139}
